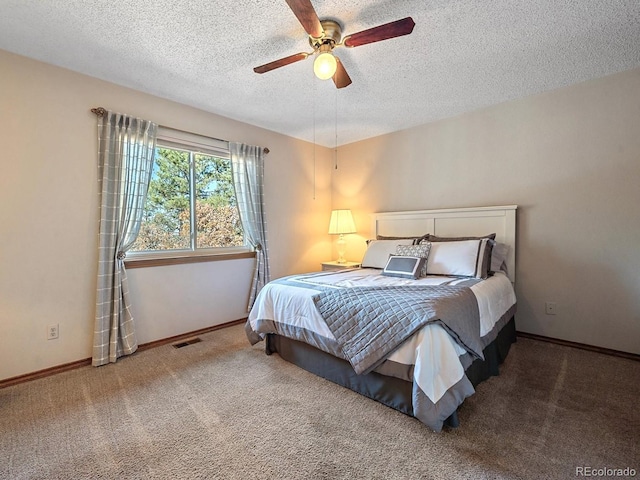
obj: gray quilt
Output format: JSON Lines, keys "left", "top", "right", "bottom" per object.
{"left": 313, "top": 285, "right": 483, "bottom": 375}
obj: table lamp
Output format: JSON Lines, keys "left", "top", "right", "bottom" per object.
{"left": 328, "top": 209, "right": 356, "bottom": 264}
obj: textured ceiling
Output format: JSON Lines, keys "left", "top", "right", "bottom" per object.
{"left": 1, "top": 1, "right": 639, "bottom": 147}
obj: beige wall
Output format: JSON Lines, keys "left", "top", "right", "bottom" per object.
{"left": 2, "top": 47, "right": 638, "bottom": 382}
{"left": 332, "top": 67, "right": 640, "bottom": 355}
{"left": 0, "top": 50, "right": 333, "bottom": 381}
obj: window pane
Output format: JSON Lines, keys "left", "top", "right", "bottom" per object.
{"left": 194, "top": 154, "right": 244, "bottom": 248}
{"left": 133, "top": 148, "right": 191, "bottom": 251}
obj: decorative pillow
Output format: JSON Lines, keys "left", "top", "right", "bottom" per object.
{"left": 396, "top": 243, "right": 431, "bottom": 277}
{"left": 421, "top": 233, "right": 496, "bottom": 278}
{"left": 425, "top": 239, "right": 492, "bottom": 278}
{"left": 490, "top": 242, "right": 509, "bottom": 273}
{"left": 381, "top": 256, "right": 427, "bottom": 280}
{"left": 361, "top": 239, "right": 414, "bottom": 269}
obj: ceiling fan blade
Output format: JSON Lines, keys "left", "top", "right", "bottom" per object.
{"left": 285, "top": 0, "right": 323, "bottom": 38}
{"left": 332, "top": 57, "right": 352, "bottom": 89}
{"left": 254, "top": 52, "right": 309, "bottom": 74}
{"left": 342, "top": 17, "right": 415, "bottom": 48}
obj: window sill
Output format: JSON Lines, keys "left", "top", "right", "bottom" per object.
{"left": 124, "top": 250, "right": 256, "bottom": 269}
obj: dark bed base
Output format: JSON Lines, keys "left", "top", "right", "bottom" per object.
{"left": 265, "top": 317, "right": 517, "bottom": 428}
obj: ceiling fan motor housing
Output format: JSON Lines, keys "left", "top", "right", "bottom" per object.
{"left": 309, "top": 20, "right": 343, "bottom": 50}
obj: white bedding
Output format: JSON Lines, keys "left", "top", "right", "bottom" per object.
{"left": 248, "top": 269, "right": 516, "bottom": 405}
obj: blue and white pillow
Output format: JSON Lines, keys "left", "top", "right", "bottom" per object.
{"left": 381, "top": 256, "right": 427, "bottom": 280}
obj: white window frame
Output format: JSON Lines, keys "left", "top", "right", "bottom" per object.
{"left": 127, "top": 127, "right": 252, "bottom": 262}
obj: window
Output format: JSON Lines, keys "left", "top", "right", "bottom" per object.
{"left": 130, "top": 128, "right": 246, "bottom": 257}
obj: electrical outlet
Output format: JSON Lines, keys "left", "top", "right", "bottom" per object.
{"left": 48, "top": 324, "right": 59, "bottom": 340}
{"left": 545, "top": 302, "right": 557, "bottom": 315}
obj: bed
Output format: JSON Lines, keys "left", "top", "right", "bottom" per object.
{"left": 245, "top": 205, "right": 518, "bottom": 431}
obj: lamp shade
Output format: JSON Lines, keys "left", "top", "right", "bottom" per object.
{"left": 328, "top": 209, "right": 356, "bottom": 235}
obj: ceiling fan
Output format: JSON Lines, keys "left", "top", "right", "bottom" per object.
{"left": 253, "top": 0, "right": 415, "bottom": 89}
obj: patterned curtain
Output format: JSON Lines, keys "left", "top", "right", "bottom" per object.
{"left": 93, "top": 110, "right": 157, "bottom": 366}
{"left": 230, "top": 142, "right": 270, "bottom": 310}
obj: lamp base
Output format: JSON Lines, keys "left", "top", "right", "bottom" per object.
{"left": 336, "top": 234, "right": 347, "bottom": 264}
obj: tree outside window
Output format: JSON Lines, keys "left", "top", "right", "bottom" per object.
{"left": 132, "top": 145, "right": 244, "bottom": 252}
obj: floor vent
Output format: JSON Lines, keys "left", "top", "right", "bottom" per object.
{"left": 172, "top": 337, "right": 202, "bottom": 349}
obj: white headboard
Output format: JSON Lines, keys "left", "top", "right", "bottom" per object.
{"left": 371, "top": 205, "right": 517, "bottom": 282}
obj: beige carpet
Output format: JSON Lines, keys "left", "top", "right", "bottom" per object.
{"left": 1, "top": 324, "right": 638, "bottom": 479}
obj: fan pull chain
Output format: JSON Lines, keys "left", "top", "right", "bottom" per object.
{"left": 312, "top": 74, "right": 316, "bottom": 200}
{"left": 334, "top": 87, "right": 338, "bottom": 170}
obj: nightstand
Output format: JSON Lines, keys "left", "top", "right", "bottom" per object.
{"left": 321, "top": 261, "right": 361, "bottom": 271}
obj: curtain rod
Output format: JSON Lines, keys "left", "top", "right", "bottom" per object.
{"left": 90, "top": 107, "right": 269, "bottom": 154}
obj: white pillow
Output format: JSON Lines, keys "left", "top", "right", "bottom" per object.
{"left": 361, "top": 239, "right": 414, "bottom": 269}
{"left": 426, "top": 239, "right": 491, "bottom": 278}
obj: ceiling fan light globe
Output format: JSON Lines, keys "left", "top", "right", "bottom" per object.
{"left": 314, "top": 52, "right": 337, "bottom": 80}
